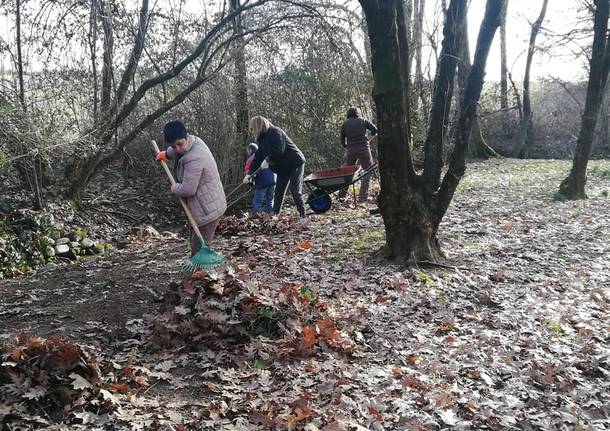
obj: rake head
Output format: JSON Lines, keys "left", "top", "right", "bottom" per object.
{"left": 183, "top": 238, "right": 225, "bottom": 272}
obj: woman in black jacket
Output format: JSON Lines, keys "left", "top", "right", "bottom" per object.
{"left": 244, "top": 116, "right": 307, "bottom": 221}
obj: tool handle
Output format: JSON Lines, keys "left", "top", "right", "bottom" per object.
{"left": 151, "top": 140, "right": 205, "bottom": 243}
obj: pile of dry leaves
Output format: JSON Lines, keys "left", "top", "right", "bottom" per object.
{"left": 0, "top": 333, "right": 151, "bottom": 428}
{"left": 151, "top": 269, "right": 354, "bottom": 357}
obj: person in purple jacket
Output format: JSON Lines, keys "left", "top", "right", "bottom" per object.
{"left": 243, "top": 143, "right": 275, "bottom": 214}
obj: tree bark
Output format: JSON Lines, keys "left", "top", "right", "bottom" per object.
{"left": 512, "top": 0, "right": 548, "bottom": 158}
{"left": 559, "top": 0, "right": 610, "bottom": 200}
{"left": 499, "top": 0, "right": 509, "bottom": 135}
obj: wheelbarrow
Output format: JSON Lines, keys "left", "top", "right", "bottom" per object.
{"left": 304, "top": 163, "right": 378, "bottom": 214}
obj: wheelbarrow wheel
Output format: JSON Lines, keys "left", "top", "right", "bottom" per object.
{"left": 308, "top": 189, "right": 332, "bottom": 214}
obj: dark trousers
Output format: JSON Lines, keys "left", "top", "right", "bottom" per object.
{"left": 274, "top": 164, "right": 306, "bottom": 218}
{"left": 338, "top": 147, "right": 373, "bottom": 201}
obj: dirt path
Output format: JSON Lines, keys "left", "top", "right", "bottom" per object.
{"left": 1, "top": 159, "right": 609, "bottom": 430}
{"left": 0, "top": 236, "right": 188, "bottom": 342}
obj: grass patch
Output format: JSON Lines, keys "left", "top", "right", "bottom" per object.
{"left": 326, "top": 229, "right": 384, "bottom": 261}
{"left": 590, "top": 166, "right": 610, "bottom": 178}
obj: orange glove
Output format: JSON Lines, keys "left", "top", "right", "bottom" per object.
{"left": 155, "top": 151, "right": 168, "bottom": 161}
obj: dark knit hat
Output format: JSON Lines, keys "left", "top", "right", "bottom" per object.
{"left": 163, "top": 120, "right": 187, "bottom": 143}
{"left": 346, "top": 106, "right": 361, "bottom": 118}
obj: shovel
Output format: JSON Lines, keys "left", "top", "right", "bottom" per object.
{"left": 151, "top": 140, "right": 225, "bottom": 271}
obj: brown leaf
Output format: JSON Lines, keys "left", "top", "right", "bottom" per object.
{"left": 301, "top": 326, "right": 317, "bottom": 349}
{"left": 489, "top": 270, "right": 506, "bottom": 282}
{"left": 367, "top": 406, "right": 383, "bottom": 421}
{"left": 375, "top": 295, "right": 389, "bottom": 304}
{"left": 108, "top": 383, "right": 130, "bottom": 394}
{"left": 297, "top": 241, "right": 313, "bottom": 250}
{"left": 318, "top": 317, "right": 339, "bottom": 342}
{"left": 400, "top": 376, "right": 429, "bottom": 392}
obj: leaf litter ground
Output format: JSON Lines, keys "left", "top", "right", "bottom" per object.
{"left": 1, "top": 159, "right": 609, "bottom": 430}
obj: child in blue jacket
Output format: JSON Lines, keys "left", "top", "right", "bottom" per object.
{"left": 244, "top": 143, "right": 276, "bottom": 214}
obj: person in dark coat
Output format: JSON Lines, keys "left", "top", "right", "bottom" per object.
{"left": 338, "top": 106, "right": 377, "bottom": 202}
{"left": 243, "top": 116, "right": 307, "bottom": 222}
{"left": 243, "top": 142, "right": 276, "bottom": 214}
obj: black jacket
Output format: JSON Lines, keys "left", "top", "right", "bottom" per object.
{"left": 248, "top": 126, "right": 305, "bottom": 175}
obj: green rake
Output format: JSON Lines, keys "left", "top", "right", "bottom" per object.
{"left": 151, "top": 140, "right": 225, "bottom": 272}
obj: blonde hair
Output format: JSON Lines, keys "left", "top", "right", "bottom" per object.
{"left": 249, "top": 116, "right": 273, "bottom": 139}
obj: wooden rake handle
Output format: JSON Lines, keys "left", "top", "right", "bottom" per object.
{"left": 151, "top": 140, "right": 206, "bottom": 244}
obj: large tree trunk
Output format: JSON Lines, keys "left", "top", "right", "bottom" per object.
{"left": 499, "top": 0, "right": 509, "bottom": 135}
{"left": 360, "top": 0, "right": 503, "bottom": 263}
{"left": 560, "top": 0, "right": 610, "bottom": 199}
{"left": 512, "top": 0, "right": 548, "bottom": 158}
{"left": 360, "top": 0, "right": 442, "bottom": 263}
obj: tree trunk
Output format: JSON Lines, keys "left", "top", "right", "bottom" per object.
{"left": 499, "top": 0, "right": 509, "bottom": 135}
{"left": 512, "top": 0, "right": 548, "bottom": 158}
{"left": 436, "top": 0, "right": 505, "bottom": 220}
{"left": 597, "top": 85, "right": 609, "bottom": 148}
{"left": 422, "top": 0, "right": 466, "bottom": 190}
{"left": 231, "top": 0, "right": 249, "bottom": 149}
{"left": 468, "top": 120, "right": 500, "bottom": 158}
{"left": 398, "top": 0, "right": 412, "bottom": 131}
{"left": 360, "top": 0, "right": 442, "bottom": 263}
{"left": 89, "top": 0, "right": 99, "bottom": 122}
{"left": 560, "top": 0, "right": 610, "bottom": 200}
{"left": 456, "top": 4, "right": 501, "bottom": 159}
{"left": 15, "top": 0, "right": 25, "bottom": 112}
{"left": 413, "top": 0, "right": 426, "bottom": 125}
{"left": 99, "top": 0, "right": 114, "bottom": 115}
{"left": 15, "top": 0, "right": 44, "bottom": 210}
